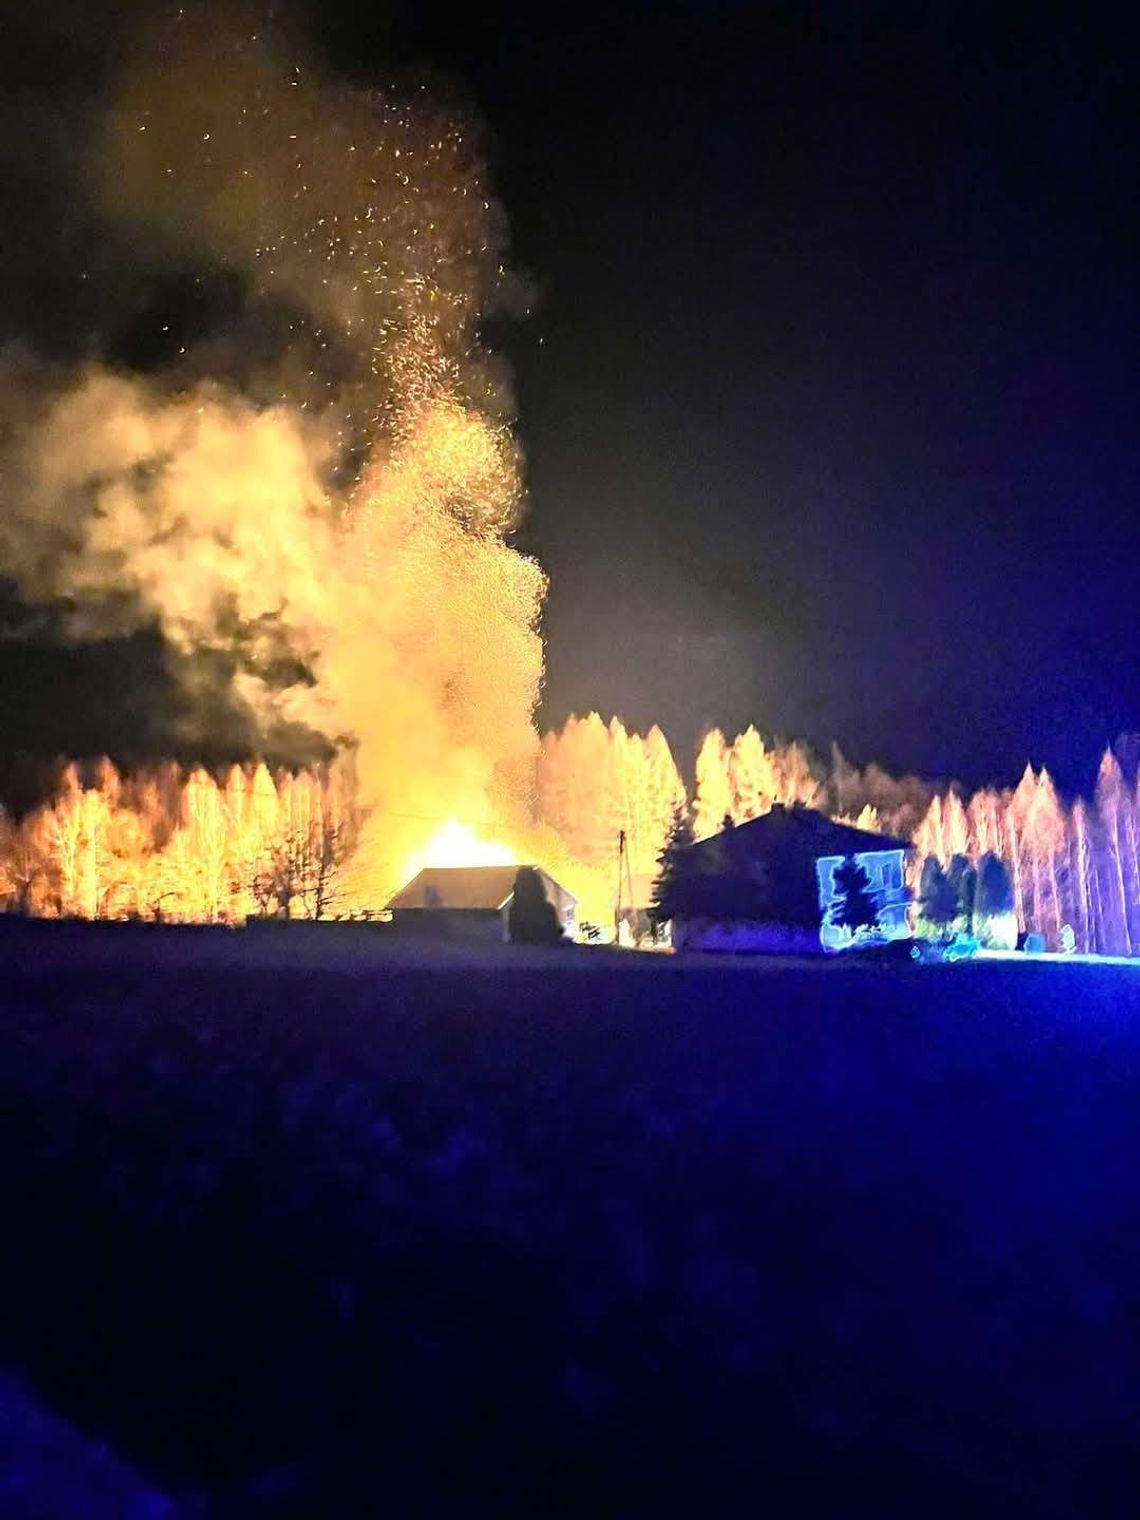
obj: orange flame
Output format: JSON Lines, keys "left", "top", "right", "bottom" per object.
{"left": 389, "top": 819, "right": 518, "bottom": 899}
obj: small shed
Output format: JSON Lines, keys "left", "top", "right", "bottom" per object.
{"left": 387, "top": 865, "right": 578, "bottom": 943}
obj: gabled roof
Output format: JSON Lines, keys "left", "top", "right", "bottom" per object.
{"left": 387, "top": 864, "right": 578, "bottom": 913}
{"left": 690, "top": 804, "right": 911, "bottom": 862}
{"left": 388, "top": 865, "right": 524, "bottom": 912}
{"left": 674, "top": 805, "right": 910, "bottom": 928}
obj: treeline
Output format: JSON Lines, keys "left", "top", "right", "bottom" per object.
{"left": 539, "top": 717, "right": 1140, "bottom": 952}
{"left": 536, "top": 716, "right": 933, "bottom": 867}
{"left": 536, "top": 714, "right": 687, "bottom": 877}
{"left": 2, "top": 719, "right": 1139, "bottom": 953}
{"left": 0, "top": 759, "right": 357, "bottom": 923}
{"left": 913, "top": 754, "right": 1140, "bottom": 955}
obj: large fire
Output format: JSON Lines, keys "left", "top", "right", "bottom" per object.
{"left": 0, "top": 9, "right": 798, "bottom": 931}
{"left": 397, "top": 820, "right": 519, "bottom": 891}
{"left": 0, "top": 7, "right": 543, "bottom": 917}
{"left": 418, "top": 822, "right": 518, "bottom": 871}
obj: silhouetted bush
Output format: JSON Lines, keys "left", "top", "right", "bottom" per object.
{"left": 507, "top": 867, "right": 564, "bottom": 944}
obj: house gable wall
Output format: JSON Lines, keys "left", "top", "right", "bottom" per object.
{"left": 816, "top": 848, "right": 911, "bottom": 950}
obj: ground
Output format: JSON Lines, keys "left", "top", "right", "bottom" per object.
{"left": 2, "top": 921, "right": 1140, "bottom": 1515}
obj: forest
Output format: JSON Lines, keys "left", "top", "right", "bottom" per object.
{"left": 1, "top": 716, "right": 1138, "bottom": 954}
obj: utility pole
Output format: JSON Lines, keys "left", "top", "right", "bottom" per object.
{"left": 615, "top": 828, "right": 635, "bottom": 941}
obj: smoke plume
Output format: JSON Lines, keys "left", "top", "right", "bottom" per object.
{"left": 0, "top": 3, "right": 544, "bottom": 895}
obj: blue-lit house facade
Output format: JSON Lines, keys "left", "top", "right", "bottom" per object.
{"left": 815, "top": 847, "right": 911, "bottom": 950}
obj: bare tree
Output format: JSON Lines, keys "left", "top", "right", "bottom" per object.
{"left": 250, "top": 806, "right": 354, "bottom": 920}
{"left": 1096, "top": 750, "right": 1133, "bottom": 956}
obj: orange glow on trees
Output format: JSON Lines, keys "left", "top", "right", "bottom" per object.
{"left": 536, "top": 715, "right": 686, "bottom": 877}
{"left": 0, "top": 759, "right": 358, "bottom": 923}
{"left": 2, "top": 736, "right": 1140, "bottom": 953}
{"left": 691, "top": 726, "right": 822, "bottom": 839}
{"left": 911, "top": 750, "right": 1140, "bottom": 954}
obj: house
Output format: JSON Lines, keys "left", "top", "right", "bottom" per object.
{"left": 670, "top": 804, "right": 912, "bottom": 953}
{"left": 386, "top": 865, "right": 578, "bottom": 943}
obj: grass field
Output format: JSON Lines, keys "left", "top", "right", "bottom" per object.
{"left": 2, "top": 921, "right": 1140, "bottom": 1516}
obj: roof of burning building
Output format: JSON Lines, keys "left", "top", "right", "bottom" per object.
{"left": 388, "top": 865, "right": 577, "bottom": 913}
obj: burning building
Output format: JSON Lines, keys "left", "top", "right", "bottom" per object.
{"left": 387, "top": 864, "right": 577, "bottom": 943}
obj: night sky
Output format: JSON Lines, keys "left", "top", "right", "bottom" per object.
{"left": 3, "top": 1, "right": 1139, "bottom": 796}
{"left": 355, "top": 0, "right": 1140, "bottom": 793}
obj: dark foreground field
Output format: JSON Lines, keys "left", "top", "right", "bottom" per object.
{"left": 3, "top": 923, "right": 1140, "bottom": 1516}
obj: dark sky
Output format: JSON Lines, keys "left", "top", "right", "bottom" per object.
{"left": 325, "top": 0, "right": 1139, "bottom": 792}
{"left": 1, "top": 1, "right": 1137, "bottom": 798}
